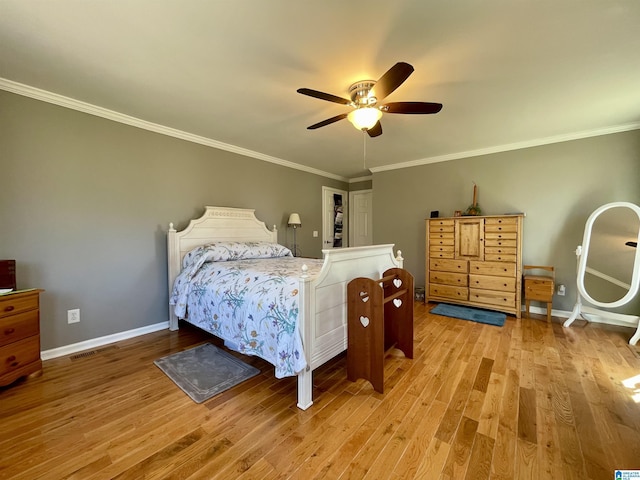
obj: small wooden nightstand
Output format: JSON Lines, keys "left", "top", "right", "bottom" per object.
{"left": 523, "top": 266, "right": 554, "bottom": 322}
{"left": 0, "top": 289, "right": 43, "bottom": 386}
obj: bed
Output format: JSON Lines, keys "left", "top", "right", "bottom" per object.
{"left": 167, "top": 206, "right": 403, "bottom": 409}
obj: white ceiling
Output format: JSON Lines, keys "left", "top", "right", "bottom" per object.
{"left": 1, "top": 1, "right": 639, "bottom": 180}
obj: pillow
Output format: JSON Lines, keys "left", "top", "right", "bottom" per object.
{"left": 182, "top": 241, "right": 292, "bottom": 268}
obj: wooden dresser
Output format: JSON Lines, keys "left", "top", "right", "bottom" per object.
{"left": 0, "top": 289, "right": 43, "bottom": 386}
{"left": 426, "top": 215, "right": 524, "bottom": 317}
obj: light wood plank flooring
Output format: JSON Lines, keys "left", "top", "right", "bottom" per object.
{"left": 1, "top": 303, "right": 639, "bottom": 479}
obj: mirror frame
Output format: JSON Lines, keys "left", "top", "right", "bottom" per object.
{"left": 577, "top": 202, "right": 640, "bottom": 308}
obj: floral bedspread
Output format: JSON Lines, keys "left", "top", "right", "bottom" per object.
{"left": 170, "top": 251, "right": 324, "bottom": 378}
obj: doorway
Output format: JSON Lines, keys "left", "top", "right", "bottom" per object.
{"left": 322, "top": 186, "right": 348, "bottom": 250}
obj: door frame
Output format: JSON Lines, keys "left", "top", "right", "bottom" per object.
{"left": 322, "top": 186, "right": 348, "bottom": 250}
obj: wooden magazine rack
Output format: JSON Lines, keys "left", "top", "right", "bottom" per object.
{"left": 347, "top": 268, "right": 414, "bottom": 393}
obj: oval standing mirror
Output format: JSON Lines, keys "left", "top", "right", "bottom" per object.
{"left": 579, "top": 203, "right": 640, "bottom": 307}
{"left": 565, "top": 202, "right": 640, "bottom": 345}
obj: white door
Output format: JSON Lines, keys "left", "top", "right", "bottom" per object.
{"left": 322, "top": 186, "right": 348, "bottom": 249}
{"left": 349, "top": 189, "right": 373, "bottom": 247}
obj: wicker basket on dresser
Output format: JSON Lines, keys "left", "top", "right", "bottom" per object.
{"left": 426, "top": 215, "right": 524, "bottom": 318}
{"left": 0, "top": 289, "right": 43, "bottom": 386}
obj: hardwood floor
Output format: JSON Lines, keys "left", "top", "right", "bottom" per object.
{"left": 1, "top": 303, "right": 639, "bottom": 479}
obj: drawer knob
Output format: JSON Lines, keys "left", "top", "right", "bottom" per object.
{"left": 4, "top": 305, "right": 15, "bottom": 312}
{"left": 4, "top": 328, "right": 15, "bottom": 335}
{"left": 6, "top": 355, "right": 16, "bottom": 363}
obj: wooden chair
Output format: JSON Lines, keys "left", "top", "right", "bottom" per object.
{"left": 523, "top": 265, "right": 555, "bottom": 322}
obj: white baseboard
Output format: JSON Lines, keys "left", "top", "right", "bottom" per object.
{"left": 525, "top": 305, "right": 572, "bottom": 319}
{"left": 41, "top": 321, "right": 169, "bottom": 360}
{"left": 526, "top": 305, "right": 638, "bottom": 328}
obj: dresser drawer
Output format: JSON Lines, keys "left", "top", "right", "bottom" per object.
{"left": 484, "top": 253, "right": 517, "bottom": 263}
{"left": 429, "top": 219, "right": 455, "bottom": 228}
{"left": 430, "top": 271, "right": 468, "bottom": 287}
{"left": 485, "top": 246, "right": 516, "bottom": 256}
{"left": 484, "top": 238, "right": 517, "bottom": 248}
{"left": 429, "top": 236, "right": 454, "bottom": 245}
{"left": 524, "top": 277, "right": 554, "bottom": 301}
{"left": 469, "top": 261, "right": 516, "bottom": 277}
{"left": 469, "top": 274, "right": 515, "bottom": 292}
{"left": 0, "top": 335, "right": 40, "bottom": 377}
{"left": 0, "top": 292, "right": 39, "bottom": 319}
{"left": 469, "top": 289, "right": 515, "bottom": 308}
{"left": 485, "top": 232, "right": 517, "bottom": 242}
{"left": 429, "top": 245, "right": 455, "bottom": 258}
{"left": 430, "top": 226, "right": 454, "bottom": 235}
{"left": 485, "top": 217, "right": 519, "bottom": 226}
{"left": 0, "top": 310, "right": 39, "bottom": 347}
{"left": 429, "top": 284, "right": 468, "bottom": 301}
{"left": 485, "top": 224, "right": 518, "bottom": 234}
{"left": 430, "top": 258, "right": 468, "bottom": 274}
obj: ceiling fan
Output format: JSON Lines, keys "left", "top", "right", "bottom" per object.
{"left": 297, "top": 62, "right": 442, "bottom": 137}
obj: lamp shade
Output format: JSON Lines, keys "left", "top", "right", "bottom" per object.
{"left": 288, "top": 213, "right": 301, "bottom": 227}
{"left": 347, "top": 107, "right": 383, "bottom": 130}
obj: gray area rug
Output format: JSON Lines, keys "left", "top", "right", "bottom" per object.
{"left": 431, "top": 303, "right": 506, "bottom": 327}
{"left": 154, "top": 343, "right": 260, "bottom": 403}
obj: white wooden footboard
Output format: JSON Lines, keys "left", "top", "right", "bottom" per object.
{"left": 295, "top": 244, "right": 403, "bottom": 409}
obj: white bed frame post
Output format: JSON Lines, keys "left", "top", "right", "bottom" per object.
{"left": 296, "top": 265, "right": 313, "bottom": 409}
{"left": 167, "top": 222, "right": 180, "bottom": 331}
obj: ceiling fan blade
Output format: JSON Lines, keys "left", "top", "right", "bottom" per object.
{"left": 369, "top": 62, "right": 414, "bottom": 102}
{"left": 307, "top": 113, "right": 349, "bottom": 129}
{"left": 382, "top": 102, "right": 443, "bottom": 114}
{"left": 367, "top": 121, "right": 383, "bottom": 137}
{"left": 297, "top": 88, "right": 352, "bottom": 105}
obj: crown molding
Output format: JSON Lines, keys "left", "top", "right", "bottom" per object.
{"left": 348, "top": 175, "right": 373, "bottom": 183}
{"left": 5, "top": 77, "right": 638, "bottom": 181}
{"left": 0, "top": 77, "right": 349, "bottom": 183}
{"left": 369, "top": 121, "right": 640, "bottom": 173}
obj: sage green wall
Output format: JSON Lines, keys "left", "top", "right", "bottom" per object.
{"left": 373, "top": 130, "right": 640, "bottom": 314}
{"left": 0, "top": 91, "right": 346, "bottom": 350}
{"left": 349, "top": 179, "right": 373, "bottom": 191}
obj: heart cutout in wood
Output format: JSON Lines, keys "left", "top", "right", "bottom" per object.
{"left": 360, "top": 316, "right": 370, "bottom": 328}
{"left": 393, "top": 298, "right": 402, "bottom": 308}
{"left": 359, "top": 291, "right": 369, "bottom": 302}
{"left": 393, "top": 278, "right": 402, "bottom": 288}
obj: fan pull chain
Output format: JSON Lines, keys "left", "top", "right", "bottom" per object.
{"left": 363, "top": 130, "right": 367, "bottom": 170}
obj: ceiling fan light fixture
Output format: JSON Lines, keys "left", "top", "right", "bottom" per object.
{"left": 347, "top": 107, "right": 382, "bottom": 130}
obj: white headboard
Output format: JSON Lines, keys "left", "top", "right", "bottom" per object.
{"left": 167, "top": 206, "right": 278, "bottom": 327}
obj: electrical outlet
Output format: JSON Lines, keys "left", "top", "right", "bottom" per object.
{"left": 557, "top": 284, "right": 566, "bottom": 296}
{"left": 313, "top": 231, "right": 318, "bottom": 238}
{"left": 68, "top": 308, "right": 80, "bottom": 324}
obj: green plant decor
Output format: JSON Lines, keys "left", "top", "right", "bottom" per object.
{"left": 464, "top": 182, "right": 482, "bottom": 216}
{"left": 464, "top": 204, "right": 482, "bottom": 216}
